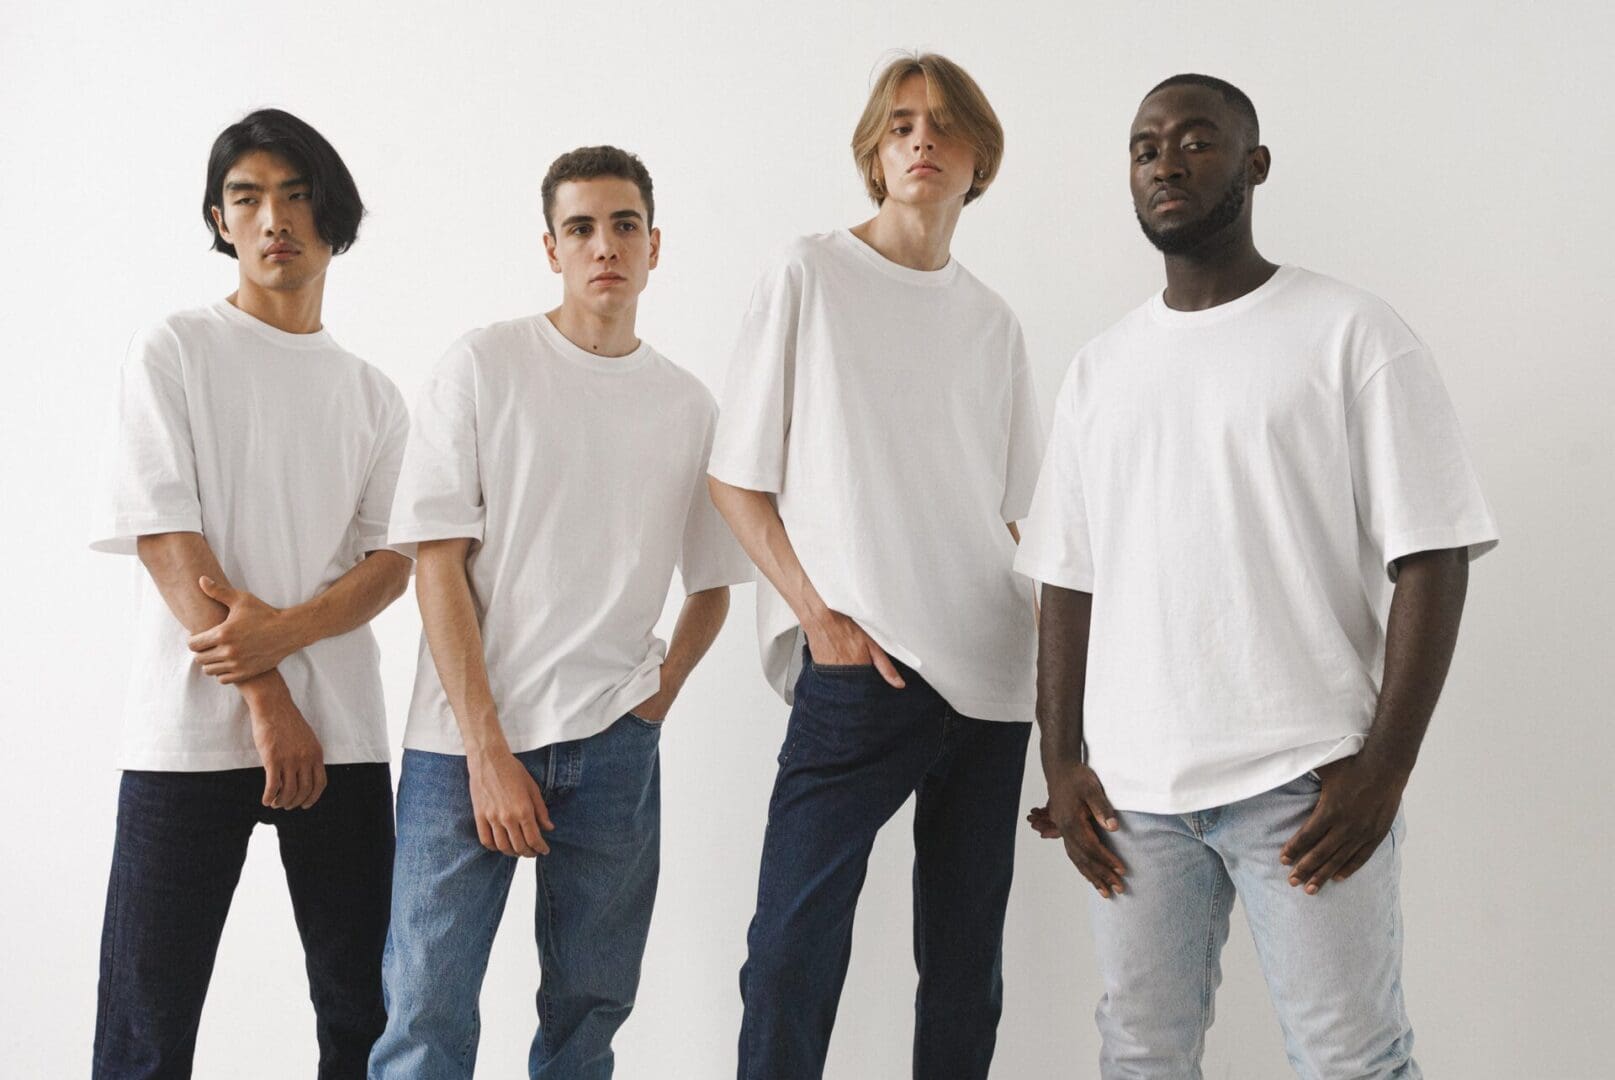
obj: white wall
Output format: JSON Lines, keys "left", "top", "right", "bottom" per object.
{"left": 2, "top": 1, "right": 1610, "bottom": 1076}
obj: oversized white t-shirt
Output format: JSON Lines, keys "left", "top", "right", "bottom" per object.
{"left": 1015, "top": 266, "right": 1499, "bottom": 813}
{"left": 92, "top": 300, "right": 409, "bottom": 770}
{"left": 388, "top": 314, "right": 752, "bottom": 754}
{"left": 708, "top": 230, "right": 1044, "bottom": 722}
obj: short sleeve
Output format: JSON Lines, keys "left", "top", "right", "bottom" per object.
{"left": 707, "top": 257, "right": 801, "bottom": 493}
{"left": 1001, "top": 319, "right": 1045, "bottom": 522}
{"left": 90, "top": 325, "right": 204, "bottom": 554}
{"left": 1013, "top": 359, "right": 1095, "bottom": 591}
{"left": 1347, "top": 347, "right": 1499, "bottom": 580}
{"left": 353, "top": 377, "right": 411, "bottom": 555}
{"left": 387, "top": 343, "right": 484, "bottom": 556}
{"left": 678, "top": 401, "right": 755, "bottom": 592}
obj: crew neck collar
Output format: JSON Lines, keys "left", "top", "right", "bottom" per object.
{"left": 535, "top": 312, "right": 651, "bottom": 373}
{"left": 835, "top": 228, "right": 959, "bottom": 286}
{"left": 1148, "top": 265, "right": 1299, "bottom": 327}
{"left": 212, "top": 298, "right": 334, "bottom": 350}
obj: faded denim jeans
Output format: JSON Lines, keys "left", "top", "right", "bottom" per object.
{"left": 369, "top": 713, "right": 662, "bottom": 1080}
{"left": 1088, "top": 770, "right": 1419, "bottom": 1079}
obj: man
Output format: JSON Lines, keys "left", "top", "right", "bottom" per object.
{"left": 369, "top": 145, "right": 750, "bottom": 1079}
{"left": 91, "top": 109, "right": 411, "bottom": 1078}
{"left": 708, "top": 53, "right": 1043, "bottom": 1080}
{"left": 1017, "top": 75, "right": 1499, "bottom": 1078}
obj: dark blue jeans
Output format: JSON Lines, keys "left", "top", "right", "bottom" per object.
{"left": 94, "top": 764, "right": 395, "bottom": 1079}
{"left": 738, "top": 650, "right": 1032, "bottom": 1079}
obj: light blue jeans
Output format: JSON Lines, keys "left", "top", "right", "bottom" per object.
{"left": 368, "top": 713, "right": 662, "bottom": 1080}
{"left": 1088, "top": 771, "right": 1419, "bottom": 1079}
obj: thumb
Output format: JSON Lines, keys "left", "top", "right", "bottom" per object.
{"left": 198, "top": 575, "right": 238, "bottom": 606}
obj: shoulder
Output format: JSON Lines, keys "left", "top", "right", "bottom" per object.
{"left": 1283, "top": 266, "right": 1426, "bottom": 358}
{"left": 643, "top": 348, "right": 720, "bottom": 416}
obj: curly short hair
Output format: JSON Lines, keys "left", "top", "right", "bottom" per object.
{"left": 540, "top": 146, "right": 655, "bottom": 234}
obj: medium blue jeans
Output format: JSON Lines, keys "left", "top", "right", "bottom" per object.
{"left": 738, "top": 651, "right": 1032, "bottom": 1080}
{"left": 368, "top": 714, "right": 662, "bottom": 1080}
{"left": 1088, "top": 771, "right": 1419, "bottom": 1079}
{"left": 94, "top": 764, "right": 394, "bottom": 1079}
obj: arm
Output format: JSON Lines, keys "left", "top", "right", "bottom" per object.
{"left": 1281, "top": 547, "right": 1470, "bottom": 892}
{"left": 706, "top": 477, "right": 905, "bottom": 687}
{"left": 135, "top": 531, "right": 326, "bottom": 809}
{"left": 631, "top": 586, "right": 731, "bottom": 721}
{"left": 1029, "top": 584, "right": 1127, "bottom": 897}
{"left": 415, "top": 538, "right": 553, "bottom": 858}
{"left": 187, "top": 550, "right": 411, "bottom": 683}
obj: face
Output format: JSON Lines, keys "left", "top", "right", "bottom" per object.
{"left": 873, "top": 72, "right": 978, "bottom": 207}
{"left": 542, "top": 176, "right": 659, "bottom": 317}
{"left": 211, "top": 149, "right": 333, "bottom": 293}
{"left": 1129, "top": 85, "right": 1268, "bottom": 255}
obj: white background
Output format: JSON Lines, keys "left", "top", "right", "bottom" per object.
{"left": 3, "top": 2, "right": 1611, "bottom": 1076}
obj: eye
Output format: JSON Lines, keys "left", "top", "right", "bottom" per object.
{"left": 617, "top": 221, "right": 638, "bottom": 232}
{"left": 1133, "top": 149, "right": 1156, "bottom": 164}
{"left": 571, "top": 224, "right": 592, "bottom": 236}
{"left": 235, "top": 197, "right": 257, "bottom": 205}
{"left": 892, "top": 124, "right": 912, "bottom": 136}
{"left": 1184, "top": 140, "right": 1211, "bottom": 152}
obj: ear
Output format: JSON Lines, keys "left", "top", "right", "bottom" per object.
{"left": 211, "top": 203, "right": 230, "bottom": 243}
{"left": 647, "top": 226, "right": 661, "bottom": 271}
{"left": 542, "top": 230, "right": 561, "bottom": 274}
{"left": 1250, "top": 145, "right": 1272, "bottom": 187}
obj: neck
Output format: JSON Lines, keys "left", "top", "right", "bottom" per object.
{"left": 546, "top": 299, "right": 640, "bottom": 358}
{"left": 1160, "top": 226, "right": 1279, "bottom": 312}
{"left": 850, "top": 197, "right": 962, "bottom": 272}
{"left": 231, "top": 276, "right": 325, "bottom": 334}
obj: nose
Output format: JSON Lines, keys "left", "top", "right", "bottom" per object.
{"left": 911, "top": 120, "right": 936, "bottom": 153}
{"left": 592, "top": 229, "right": 618, "bottom": 261}
{"left": 1153, "top": 143, "right": 1186, "bottom": 182}
{"left": 261, "top": 195, "right": 291, "bottom": 236}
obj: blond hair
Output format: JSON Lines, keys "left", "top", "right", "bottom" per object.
{"left": 852, "top": 52, "right": 1004, "bottom": 206}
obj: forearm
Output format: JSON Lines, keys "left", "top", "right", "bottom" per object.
{"left": 707, "top": 478, "right": 831, "bottom": 629}
{"left": 1037, "top": 585, "right": 1092, "bottom": 769}
{"left": 415, "top": 539, "right": 505, "bottom": 753}
{"left": 659, "top": 586, "right": 731, "bottom": 695}
{"left": 1358, "top": 547, "right": 1470, "bottom": 777}
{"left": 138, "top": 532, "right": 294, "bottom": 708}
{"left": 281, "top": 550, "right": 411, "bottom": 649}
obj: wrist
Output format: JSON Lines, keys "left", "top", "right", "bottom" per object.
{"left": 278, "top": 602, "right": 317, "bottom": 653}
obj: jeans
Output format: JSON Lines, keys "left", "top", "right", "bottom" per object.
{"left": 93, "top": 764, "right": 395, "bottom": 1079}
{"left": 737, "top": 650, "right": 1032, "bottom": 1080}
{"left": 369, "top": 713, "right": 662, "bottom": 1080}
{"left": 1088, "top": 771, "right": 1419, "bottom": 1079}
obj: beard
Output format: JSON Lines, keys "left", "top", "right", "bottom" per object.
{"left": 1136, "top": 172, "right": 1248, "bottom": 255}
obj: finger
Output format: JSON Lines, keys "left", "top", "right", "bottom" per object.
{"left": 867, "top": 640, "right": 905, "bottom": 689}
{"left": 302, "top": 763, "right": 328, "bottom": 810}
{"left": 219, "top": 672, "right": 244, "bottom": 685}
{"left": 282, "top": 764, "right": 310, "bottom": 811}
{"left": 530, "top": 784, "right": 555, "bottom": 831}
{"left": 1288, "top": 830, "right": 1343, "bottom": 887}
{"left": 504, "top": 820, "right": 539, "bottom": 858}
{"left": 1086, "top": 791, "right": 1119, "bottom": 832}
{"left": 188, "top": 628, "right": 220, "bottom": 651}
{"left": 261, "top": 763, "right": 279, "bottom": 807}
{"left": 1307, "top": 842, "right": 1360, "bottom": 894}
{"left": 1062, "top": 836, "right": 1111, "bottom": 897}
{"left": 195, "top": 647, "right": 227, "bottom": 664}
{"left": 203, "top": 662, "right": 234, "bottom": 676}
{"left": 1280, "top": 805, "right": 1330, "bottom": 865}
{"left": 1334, "top": 838, "right": 1383, "bottom": 881}
{"left": 518, "top": 817, "right": 549, "bottom": 857}
{"left": 491, "top": 824, "right": 519, "bottom": 858}
{"left": 476, "top": 815, "right": 496, "bottom": 852}
{"left": 197, "top": 575, "right": 239, "bottom": 606}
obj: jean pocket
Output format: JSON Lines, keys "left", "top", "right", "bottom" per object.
{"left": 808, "top": 660, "right": 880, "bottom": 676}
{"left": 626, "top": 711, "right": 665, "bottom": 731}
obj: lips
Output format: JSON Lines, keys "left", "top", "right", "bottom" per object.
{"left": 907, "top": 160, "right": 941, "bottom": 175}
{"left": 264, "top": 243, "right": 299, "bottom": 258}
{"left": 591, "top": 273, "right": 626, "bottom": 284}
{"left": 1150, "top": 187, "right": 1191, "bottom": 210}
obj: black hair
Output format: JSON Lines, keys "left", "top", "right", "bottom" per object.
{"left": 1145, "top": 74, "right": 1260, "bottom": 144}
{"left": 540, "top": 146, "right": 655, "bottom": 234}
{"left": 202, "top": 108, "right": 364, "bottom": 258}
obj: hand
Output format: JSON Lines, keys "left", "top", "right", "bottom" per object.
{"left": 247, "top": 684, "right": 327, "bottom": 810}
{"left": 1279, "top": 756, "right": 1408, "bottom": 894}
{"left": 803, "top": 609, "right": 905, "bottom": 688}
{"left": 1038, "top": 759, "right": 1126, "bottom": 898}
{"left": 631, "top": 669, "right": 677, "bottom": 723}
{"left": 189, "top": 576, "right": 302, "bottom": 684}
{"left": 468, "top": 747, "right": 555, "bottom": 858}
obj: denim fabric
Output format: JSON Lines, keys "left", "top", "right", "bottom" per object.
{"left": 1088, "top": 771, "right": 1419, "bottom": 1079}
{"left": 93, "top": 764, "right": 395, "bottom": 1079}
{"left": 369, "top": 713, "right": 662, "bottom": 1080}
{"left": 737, "top": 650, "right": 1032, "bottom": 1080}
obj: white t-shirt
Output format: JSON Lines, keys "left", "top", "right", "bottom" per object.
{"left": 709, "top": 230, "right": 1044, "bottom": 722}
{"left": 388, "top": 314, "right": 752, "bottom": 754}
{"left": 1015, "top": 266, "right": 1500, "bottom": 813}
{"left": 92, "top": 300, "right": 409, "bottom": 771}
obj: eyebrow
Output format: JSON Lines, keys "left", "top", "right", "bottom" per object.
{"left": 559, "top": 209, "right": 645, "bottom": 227}
{"left": 223, "top": 177, "right": 309, "bottom": 192}
{"left": 1129, "top": 116, "right": 1222, "bottom": 147}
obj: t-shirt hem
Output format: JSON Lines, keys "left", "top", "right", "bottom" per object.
{"left": 116, "top": 743, "right": 392, "bottom": 772}
{"left": 706, "top": 461, "right": 782, "bottom": 495}
{"left": 401, "top": 711, "right": 627, "bottom": 757}
{"left": 940, "top": 696, "right": 1036, "bottom": 724}
{"left": 388, "top": 521, "right": 484, "bottom": 547}
{"left": 91, "top": 516, "right": 205, "bottom": 555}
{"left": 1102, "top": 736, "right": 1364, "bottom": 815}
{"left": 1382, "top": 524, "right": 1500, "bottom": 580}
{"left": 1011, "top": 555, "right": 1094, "bottom": 592}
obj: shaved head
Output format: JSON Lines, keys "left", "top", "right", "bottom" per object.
{"left": 1144, "top": 74, "right": 1259, "bottom": 146}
